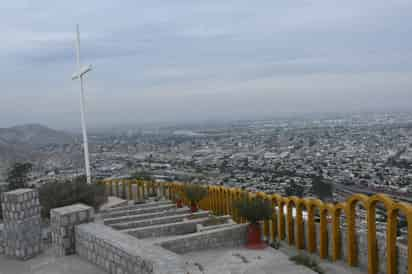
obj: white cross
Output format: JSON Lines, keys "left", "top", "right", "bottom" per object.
{"left": 72, "top": 24, "right": 93, "bottom": 184}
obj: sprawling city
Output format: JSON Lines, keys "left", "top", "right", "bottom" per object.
{"left": 10, "top": 112, "right": 411, "bottom": 200}
{"left": 1, "top": 1, "right": 412, "bottom": 274}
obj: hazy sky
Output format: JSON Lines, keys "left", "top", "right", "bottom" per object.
{"left": 1, "top": 0, "right": 412, "bottom": 130}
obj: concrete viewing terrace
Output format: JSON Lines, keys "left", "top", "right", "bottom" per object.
{"left": 0, "top": 196, "right": 324, "bottom": 274}
{"left": 1, "top": 180, "right": 409, "bottom": 274}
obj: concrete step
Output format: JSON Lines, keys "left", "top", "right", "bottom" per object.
{"left": 100, "top": 200, "right": 173, "bottom": 213}
{"left": 103, "top": 207, "right": 191, "bottom": 225}
{"left": 102, "top": 204, "right": 176, "bottom": 219}
{"left": 124, "top": 215, "right": 232, "bottom": 239}
{"left": 111, "top": 211, "right": 210, "bottom": 230}
{"left": 99, "top": 196, "right": 129, "bottom": 211}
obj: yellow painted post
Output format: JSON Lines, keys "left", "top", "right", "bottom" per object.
{"left": 331, "top": 206, "right": 344, "bottom": 261}
{"left": 231, "top": 189, "right": 238, "bottom": 223}
{"left": 221, "top": 188, "right": 225, "bottom": 215}
{"left": 229, "top": 189, "right": 235, "bottom": 218}
{"left": 221, "top": 188, "right": 226, "bottom": 215}
{"left": 319, "top": 208, "right": 328, "bottom": 259}
{"left": 214, "top": 187, "right": 219, "bottom": 213}
{"left": 127, "top": 180, "right": 132, "bottom": 200}
{"left": 217, "top": 187, "right": 222, "bottom": 215}
{"left": 225, "top": 189, "right": 230, "bottom": 215}
{"left": 306, "top": 202, "right": 316, "bottom": 253}
{"left": 270, "top": 195, "right": 278, "bottom": 242}
{"left": 366, "top": 195, "right": 395, "bottom": 274}
{"left": 367, "top": 204, "right": 378, "bottom": 274}
{"left": 260, "top": 193, "right": 270, "bottom": 240}
{"left": 113, "top": 180, "right": 119, "bottom": 197}
{"left": 346, "top": 195, "right": 369, "bottom": 267}
{"left": 295, "top": 201, "right": 305, "bottom": 249}
{"left": 139, "top": 181, "right": 144, "bottom": 201}
{"left": 286, "top": 199, "right": 294, "bottom": 245}
{"left": 406, "top": 210, "right": 412, "bottom": 274}
{"left": 278, "top": 199, "right": 286, "bottom": 240}
{"left": 387, "top": 209, "right": 398, "bottom": 274}
{"left": 105, "top": 181, "right": 111, "bottom": 196}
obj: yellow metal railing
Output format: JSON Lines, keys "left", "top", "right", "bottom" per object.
{"left": 99, "top": 179, "right": 412, "bottom": 274}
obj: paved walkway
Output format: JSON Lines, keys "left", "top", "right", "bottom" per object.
{"left": 0, "top": 248, "right": 103, "bottom": 274}
{"left": 182, "top": 247, "right": 317, "bottom": 274}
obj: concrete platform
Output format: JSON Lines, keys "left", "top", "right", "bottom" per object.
{"left": 99, "top": 196, "right": 128, "bottom": 211}
{"left": 0, "top": 248, "right": 103, "bottom": 274}
{"left": 182, "top": 247, "right": 317, "bottom": 274}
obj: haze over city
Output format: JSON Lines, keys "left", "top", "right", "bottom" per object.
{"left": 2, "top": 0, "right": 412, "bottom": 130}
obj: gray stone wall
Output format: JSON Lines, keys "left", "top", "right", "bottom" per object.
{"left": 160, "top": 224, "right": 248, "bottom": 254}
{"left": 103, "top": 207, "right": 190, "bottom": 225}
{"left": 101, "top": 201, "right": 172, "bottom": 214}
{"left": 126, "top": 216, "right": 231, "bottom": 239}
{"left": 50, "top": 203, "right": 94, "bottom": 256}
{"left": 1, "top": 188, "right": 42, "bottom": 260}
{"left": 111, "top": 211, "right": 209, "bottom": 230}
{"left": 102, "top": 204, "right": 176, "bottom": 219}
{"left": 75, "top": 223, "right": 187, "bottom": 274}
{"left": 0, "top": 224, "right": 4, "bottom": 255}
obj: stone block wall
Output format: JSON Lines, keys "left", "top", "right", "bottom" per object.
{"left": 0, "top": 224, "right": 4, "bottom": 255}
{"left": 160, "top": 224, "right": 248, "bottom": 254}
{"left": 75, "top": 223, "right": 187, "bottom": 274}
{"left": 50, "top": 203, "right": 94, "bottom": 256}
{"left": 103, "top": 207, "right": 191, "bottom": 225}
{"left": 111, "top": 211, "right": 209, "bottom": 230}
{"left": 126, "top": 216, "right": 230, "bottom": 239}
{"left": 101, "top": 200, "right": 172, "bottom": 214}
{"left": 1, "top": 188, "right": 42, "bottom": 260}
{"left": 103, "top": 204, "right": 176, "bottom": 219}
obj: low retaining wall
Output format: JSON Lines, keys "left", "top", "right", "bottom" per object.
{"left": 111, "top": 211, "right": 210, "bottom": 230}
{"left": 75, "top": 223, "right": 187, "bottom": 274}
{"left": 125, "top": 216, "right": 231, "bottom": 239}
{"left": 1, "top": 188, "right": 42, "bottom": 260}
{"left": 159, "top": 224, "right": 248, "bottom": 254}
{"left": 102, "top": 204, "right": 175, "bottom": 219}
{"left": 102, "top": 201, "right": 172, "bottom": 214}
{"left": 50, "top": 204, "right": 94, "bottom": 256}
{"left": 0, "top": 224, "right": 4, "bottom": 255}
{"left": 103, "top": 208, "right": 190, "bottom": 225}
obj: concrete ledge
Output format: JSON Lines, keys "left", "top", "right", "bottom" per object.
{"left": 102, "top": 204, "right": 176, "bottom": 219}
{"left": 0, "top": 223, "right": 4, "bottom": 255}
{"left": 125, "top": 215, "right": 231, "bottom": 239}
{"left": 50, "top": 204, "right": 94, "bottom": 256}
{"left": 1, "top": 188, "right": 42, "bottom": 260}
{"left": 75, "top": 223, "right": 187, "bottom": 274}
{"left": 196, "top": 222, "right": 236, "bottom": 233}
{"left": 159, "top": 224, "right": 248, "bottom": 254}
{"left": 103, "top": 207, "right": 191, "bottom": 225}
{"left": 101, "top": 200, "right": 172, "bottom": 213}
{"left": 99, "top": 196, "right": 129, "bottom": 211}
{"left": 111, "top": 211, "right": 210, "bottom": 230}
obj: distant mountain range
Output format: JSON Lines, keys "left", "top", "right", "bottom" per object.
{"left": 0, "top": 124, "right": 77, "bottom": 175}
{"left": 0, "top": 124, "right": 74, "bottom": 147}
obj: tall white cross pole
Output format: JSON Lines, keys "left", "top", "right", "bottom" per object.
{"left": 72, "top": 24, "right": 93, "bottom": 184}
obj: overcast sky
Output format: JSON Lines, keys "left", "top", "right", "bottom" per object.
{"left": 1, "top": 0, "right": 412, "bottom": 130}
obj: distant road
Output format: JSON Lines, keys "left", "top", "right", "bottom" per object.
{"left": 333, "top": 183, "right": 412, "bottom": 204}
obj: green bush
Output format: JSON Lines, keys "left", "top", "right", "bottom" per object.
{"left": 39, "top": 176, "right": 107, "bottom": 219}
{"left": 234, "top": 195, "right": 273, "bottom": 224}
{"left": 183, "top": 184, "right": 208, "bottom": 205}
